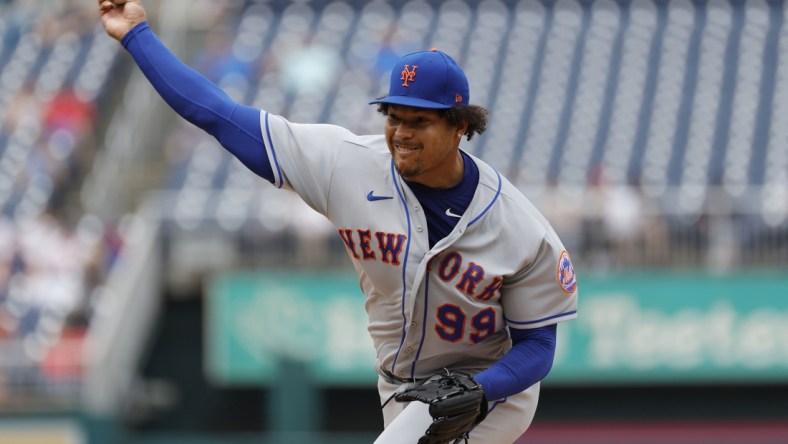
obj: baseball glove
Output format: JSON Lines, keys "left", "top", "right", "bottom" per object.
{"left": 394, "top": 370, "right": 488, "bottom": 444}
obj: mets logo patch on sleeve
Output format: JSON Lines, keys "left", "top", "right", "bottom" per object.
{"left": 556, "top": 251, "right": 577, "bottom": 294}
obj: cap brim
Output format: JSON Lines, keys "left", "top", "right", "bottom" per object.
{"left": 368, "top": 95, "right": 452, "bottom": 109}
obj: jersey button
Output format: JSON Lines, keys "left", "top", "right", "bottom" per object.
{"left": 410, "top": 321, "right": 417, "bottom": 327}
{"left": 414, "top": 205, "right": 421, "bottom": 212}
{"left": 406, "top": 347, "right": 414, "bottom": 354}
{"left": 416, "top": 226, "right": 423, "bottom": 232}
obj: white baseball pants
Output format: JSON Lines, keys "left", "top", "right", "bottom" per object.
{"left": 373, "top": 376, "right": 540, "bottom": 444}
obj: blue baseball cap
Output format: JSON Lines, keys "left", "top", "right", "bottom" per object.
{"left": 369, "top": 49, "right": 469, "bottom": 109}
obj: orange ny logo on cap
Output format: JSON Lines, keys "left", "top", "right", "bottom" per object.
{"left": 401, "top": 65, "right": 417, "bottom": 87}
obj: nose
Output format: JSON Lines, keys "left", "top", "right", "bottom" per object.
{"left": 393, "top": 123, "right": 413, "bottom": 140}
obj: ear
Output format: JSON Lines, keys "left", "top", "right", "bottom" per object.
{"left": 457, "top": 121, "right": 469, "bottom": 139}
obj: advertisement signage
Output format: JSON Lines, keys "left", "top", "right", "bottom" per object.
{"left": 207, "top": 271, "right": 788, "bottom": 385}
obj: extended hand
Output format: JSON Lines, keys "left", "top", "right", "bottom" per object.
{"left": 98, "top": 0, "right": 147, "bottom": 41}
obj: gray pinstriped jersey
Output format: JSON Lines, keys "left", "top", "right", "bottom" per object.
{"left": 261, "top": 111, "right": 578, "bottom": 381}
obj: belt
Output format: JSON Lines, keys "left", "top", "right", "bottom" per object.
{"left": 381, "top": 367, "right": 483, "bottom": 385}
{"left": 380, "top": 368, "right": 426, "bottom": 385}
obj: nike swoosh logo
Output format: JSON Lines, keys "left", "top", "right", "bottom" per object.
{"left": 445, "top": 208, "right": 462, "bottom": 218}
{"left": 367, "top": 191, "right": 393, "bottom": 201}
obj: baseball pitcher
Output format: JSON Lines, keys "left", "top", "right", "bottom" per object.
{"left": 98, "top": 1, "right": 578, "bottom": 443}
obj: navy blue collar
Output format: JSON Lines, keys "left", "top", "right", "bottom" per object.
{"left": 405, "top": 152, "right": 479, "bottom": 247}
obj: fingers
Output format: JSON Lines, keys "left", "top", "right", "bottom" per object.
{"left": 97, "top": 0, "right": 147, "bottom": 41}
{"left": 99, "top": 0, "right": 132, "bottom": 11}
{"left": 99, "top": 0, "right": 114, "bottom": 12}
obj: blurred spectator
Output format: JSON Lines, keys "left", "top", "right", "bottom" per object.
{"left": 2, "top": 82, "right": 39, "bottom": 134}
{"left": 640, "top": 192, "right": 670, "bottom": 266}
{"left": 537, "top": 180, "right": 584, "bottom": 258}
{"left": 40, "top": 310, "right": 88, "bottom": 397}
{"left": 80, "top": 213, "right": 124, "bottom": 293}
{"left": 705, "top": 208, "right": 738, "bottom": 272}
{"left": 279, "top": 38, "right": 342, "bottom": 96}
{"left": 43, "top": 88, "right": 96, "bottom": 136}
{"left": 602, "top": 181, "right": 644, "bottom": 267}
{"left": 42, "top": 87, "right": 98, "bottom": 185}
{"left": 0, "top": 216, "right": 15, "bottom": 270}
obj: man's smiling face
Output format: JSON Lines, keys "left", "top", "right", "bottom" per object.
{"left": 384, "top": 105, "right": 467, "bottom": 189}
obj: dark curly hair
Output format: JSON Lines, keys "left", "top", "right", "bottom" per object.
{"left": 375, "top": 103, "right": 489, "bottom": 141}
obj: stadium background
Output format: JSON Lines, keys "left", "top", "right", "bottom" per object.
{"left": 0, "top": 0, "right": 787, "bottom": 443}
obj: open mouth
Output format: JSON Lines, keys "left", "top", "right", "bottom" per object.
{"left": 394, "top": 143, "right": 420, "bottom": 154}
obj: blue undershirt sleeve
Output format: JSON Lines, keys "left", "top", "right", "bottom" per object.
{"left": 121, "top": 22, "right": 274, "bottom": 182}
{"left": 473, "top": 324, "right": 557, "bottom": 402}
